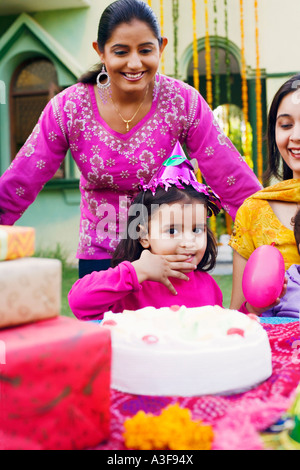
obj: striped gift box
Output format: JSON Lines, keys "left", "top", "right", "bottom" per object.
{"left": 0, "top": 225, "right": 35, "bottom": 260}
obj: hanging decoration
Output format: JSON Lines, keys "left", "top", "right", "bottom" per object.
{"left": 191, "top": 2, "right": 203, "bottom": 190}
{"left": 204, "top": 0, "right": 216, "bottom": 235}
{"left": 224, "top": 0, "right": 232, "bottom": 145}
{"left": 191, "top": 0, "right": 199, "bottom": 92}
{"left": 224, "top": 0, "right": 231, "bottom": 107}
{"left": 190, "top": 1, "right": 203, "bottom": 184}
{"left": 222, "top": 0, "right": 234, "bottom": 237}
{"left": 172, "top": 0, "right": 179, "bottom": 78}
{"left": 204, "top": 0, "right": 213, "bottom": 109}
{"left": 254, "top": 0, "right": 263, "bottom": 182}
{"left": 160, "top": 0, "right": 165, "bottom": 74}
{"left": 213, "top": 0, "right": 221, "bottom": 108}
{"left": 239, "top": 0, "right": 253, "bottom": 169}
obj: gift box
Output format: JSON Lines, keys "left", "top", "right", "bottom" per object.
{"left": 0, "top": 257, "right": 61, "bottom": 328}
{"left": 0, "top": 225, "right": 35, "bottom": 261}
{"left": 0, "top": 316, "right": 111, "bottom": 450}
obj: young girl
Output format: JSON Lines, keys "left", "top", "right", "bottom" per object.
{"left": 68, "top": 147, "right": 225, "bottom": 321}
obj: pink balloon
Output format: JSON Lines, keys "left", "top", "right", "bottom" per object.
{"left": 242, "top": 245, "right": 285, "bottom": 309}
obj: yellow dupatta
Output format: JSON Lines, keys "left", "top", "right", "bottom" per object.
{"left": 230, "top": 179, "right": 300, "bottom": 269}
{"left": 251, "top": 179, "right": 300, "bottom": 203}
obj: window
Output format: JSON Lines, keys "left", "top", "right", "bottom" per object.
{"left": 10, "top": 58, "right": 65, "bottom": 178}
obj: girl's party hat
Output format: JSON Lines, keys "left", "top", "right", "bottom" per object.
{"left": 141, "top": 141, "right": 222, "bottom": 217}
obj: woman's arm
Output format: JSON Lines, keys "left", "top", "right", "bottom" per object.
{"left": 230, "top": 250, "right": 248, "bottom": 310}
{"left": 0, "top": 95, "right": 68, "bottom": 225}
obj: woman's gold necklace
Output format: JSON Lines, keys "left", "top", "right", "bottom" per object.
{"left": 110, "top": 85, "right": 150, "bottom": 132}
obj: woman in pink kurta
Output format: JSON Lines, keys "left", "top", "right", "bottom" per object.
{"left": 0, "top": 0, "right": 261, "bottom": 276}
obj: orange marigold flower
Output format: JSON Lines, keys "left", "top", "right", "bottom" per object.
{"left": 123, "top": 404, "right": 214, "bottom": 450}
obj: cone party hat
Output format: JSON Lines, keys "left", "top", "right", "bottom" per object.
{"left": 141, "top": 141, "right": 222, "bottom": 217}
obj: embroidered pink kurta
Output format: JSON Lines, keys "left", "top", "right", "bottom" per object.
{"left": 0, "top": 75, "right": 261, "bottom": 260}
{"left": 68, "top": 261, "right": 223, "bottom": 321}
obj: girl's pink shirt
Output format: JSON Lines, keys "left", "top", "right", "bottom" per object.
{"left": 0, "top": 75, "right": 261, "bottom": 260}
{"left": 68, "top": 261, "right": 223, "bottom": 321}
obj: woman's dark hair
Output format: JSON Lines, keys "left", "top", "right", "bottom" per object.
{"left": 79, "top": 0, "right": 162, "bottom": 84}
{"left": 112, "top": 184, "right": 218, "bottom": 272}
{"left": 293, "top": 208, "right": 300, "bottom": 253}
{"left": 263, "top": 74, "right": 300, "bottom": 186}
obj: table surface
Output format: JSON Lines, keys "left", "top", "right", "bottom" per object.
{"left": 94, "top": 317, "right": 300, "bottom": 451}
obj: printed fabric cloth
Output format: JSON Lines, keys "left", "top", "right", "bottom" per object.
{"left": 94, "top": 321, "right": 300, "bottom": 450}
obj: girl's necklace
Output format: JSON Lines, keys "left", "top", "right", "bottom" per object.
{"left": 110, "top": 85, "right": 150, "bottom": 132}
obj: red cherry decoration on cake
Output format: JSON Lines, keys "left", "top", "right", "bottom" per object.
{"left": 102, "top": 320, "right": 117, "bottom": 327}
{"left": 226, "top": 328, "right": 245, "bottom": 337}
{"left": 142, "top": 335, "right": 159, "bottom": 344}
{"left": 170, "top": 305, "right": 181, "bottom": 311}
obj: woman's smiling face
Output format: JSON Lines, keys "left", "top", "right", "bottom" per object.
{"left": 276, "top": 89, "right": 300, "bottom": 179}
{"left": 96, "top": 19, "right": 167, "bottom": 96}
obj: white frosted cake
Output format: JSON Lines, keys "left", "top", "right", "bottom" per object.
{"left": 101, "top": 305, "right": 272, "bottom": 397}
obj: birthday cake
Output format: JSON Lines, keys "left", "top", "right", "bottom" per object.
{"left": 101, "top": 305, "right": 272, "bottom": 397}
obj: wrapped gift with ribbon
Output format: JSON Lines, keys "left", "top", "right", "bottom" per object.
{"left": 0, "top": 225, "right": 35, "bottom": 260}
{"left": 0, "top": 316, "right": 111, "bottom": 450}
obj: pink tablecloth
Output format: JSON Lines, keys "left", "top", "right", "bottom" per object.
{"left": 95, "top": 322, "right": 300, "bottom": 450}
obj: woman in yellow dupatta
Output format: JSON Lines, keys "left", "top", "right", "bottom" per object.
{"left": 230, "top": 75, "right": 300, "bottom": 310}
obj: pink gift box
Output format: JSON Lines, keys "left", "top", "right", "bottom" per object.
{"left": 0, "top": 316, "right": 111, "bottom": 450}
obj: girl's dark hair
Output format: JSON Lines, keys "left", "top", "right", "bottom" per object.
{"left": 264, "top": 74, "right": 300, "bottom": 186}
{"left": 293, "top": 208, "right": 300, "bottom": 252}
{"left": 79, "top": 0, "right": 162, "bottom": 84}
{"left": 112, "top": 184, "right": 218, "bottom": 272}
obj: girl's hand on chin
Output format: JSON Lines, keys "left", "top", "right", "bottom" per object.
{"left": 132, "top": 250, "right": 193, "bottom": 295}
{"left": 163, "top": 254, "right": 198, "bottom": 273}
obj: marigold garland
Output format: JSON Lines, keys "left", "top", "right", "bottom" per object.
{"left": 239, "top": 0, "right": 253, "bottom": 170}
{"left": 224, "top": 0, "right": 231, "bottom": 106}
{"left": 191, "top": 0, "right": 199, "bottom": 92}
{"left": 204, "top": 0, "right": 213, "bottom": 109}
{"left": 204, "top": 0, "right": 216, "bottom": 235}
{"left": 172, "top": 0, "right": 179, "bottom": 78}
{"left": 254, "top": 0, "right": 263, "bottom": 182}
{"left": 123, "top": 403, "right": 214, "bottom": 450}
{"left": 160, "top": 0, "right": 165, "bottom": 74}
{"left": 213, "top": 0, "right": 220, "bottom": 108}
{"left": 210, "top": 214, "right": 217, "bottom": 237}
{"left": 207, "top": 0, "right": 222, "bottom": 238}
{"left": 191, "top": 0, "right": 203, "bottom": 189}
